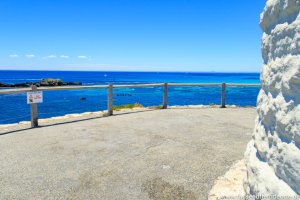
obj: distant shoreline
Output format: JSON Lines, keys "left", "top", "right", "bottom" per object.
{"left": 0, "top": 69, "right": 261, "bottom": 74}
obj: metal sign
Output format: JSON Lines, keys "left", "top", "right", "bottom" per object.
{"left": 27, "top": 91, "right": 43, "bottom": 104}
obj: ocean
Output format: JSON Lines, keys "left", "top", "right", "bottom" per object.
{"left": 0, "top": 70, "right": 260, "bottom": 124}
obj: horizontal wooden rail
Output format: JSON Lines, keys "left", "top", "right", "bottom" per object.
{"left": 168, "top": 83, "right": 221, "bottom": 87}
{"left": 39, "top": 85, "right": 109, "bottom": 90}
{"left": 0, "top": 83, "right": 261, "bottom": 94}
{"left": 0, "top": 82, "right": 261, "bottom": 128}
{"left": 0, "top": 88, "right": 32, "bottom": 94}
{"left": 226, "top": 84, "right": 261, "bottom": 87}
{"left": 0, "top": 85, "right": 108, "bottom": 94}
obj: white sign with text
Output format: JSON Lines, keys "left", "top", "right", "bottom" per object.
{"left": 27, "top": 91, "right": 43, "bottom": 104}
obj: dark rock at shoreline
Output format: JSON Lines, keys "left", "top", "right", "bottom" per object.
{"left": 0, "top": 82, "right": 11, "bottom": 87}
{"left": 0, "top": 78, "right": 82, "bottom": 88}
{"left": 116, "top": 93, "right": 133, "bottom": 97}
{"left": 40, "top": 78, "right": 64, "bottom": 86}
{"left": 13, "top": 82, "right": 33, "bottom": 87}
{"left": 65, "top": 82, "right": 82, "bottom": 86}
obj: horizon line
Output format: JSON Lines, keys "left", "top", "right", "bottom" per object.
{"left": 0, "top": 69, "right": 260, "bottom": 73}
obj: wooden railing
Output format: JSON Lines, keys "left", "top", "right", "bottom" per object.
{"left": 0, "top": 83, "right": 260, "bottom": 128}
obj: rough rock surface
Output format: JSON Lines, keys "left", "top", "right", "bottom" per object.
{"left": 208, "top": 160, "right": 246, "bottom": 200}
{"left": 244, "top": 0, "right": 300, "bottom": 196}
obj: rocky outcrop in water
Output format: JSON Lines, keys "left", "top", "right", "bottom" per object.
{"left": 0, "top": 78, "right": 82, "bottom": 88}
{"left": 244, "top": 0, "right": 300, "bottom": 196}
{"left": 39, "top": 78, "right": 81, "bottom": 86}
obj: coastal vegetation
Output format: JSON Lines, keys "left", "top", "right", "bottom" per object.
{"left": 148, "top": 105, "right": 163, "bottom": 109}
{"left": 112, "top": 103, "right": 143, "bottom": 111}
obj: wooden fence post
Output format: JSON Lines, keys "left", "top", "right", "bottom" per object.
{"left": 221, "top": 83, "right": 226, "bottom": 108}
{"left": 107, "top": 83, "right": 113, "bottom": 116}
{"left": 163, "top": 83, "right": 168, "bottom": 109}
{"left": 30, "top": 85, "right": 39, "bottom": 127}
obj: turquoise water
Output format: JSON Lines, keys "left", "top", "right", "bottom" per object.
{"left": 0, "top": 71, "right": 260, "bottom": 124}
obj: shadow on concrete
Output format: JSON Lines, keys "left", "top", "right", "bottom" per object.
{"left": 0, "top": 109, "right": 160, "bottom": 136}
{"left": 0, "top": 107, "right": 241, "bottom": 136}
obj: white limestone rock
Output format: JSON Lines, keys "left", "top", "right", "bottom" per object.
{"left": 208, "top": 160, "right": 247, "bottom": 200}
{"left": 244, "top": 0, "right": 300, "bottom": 196}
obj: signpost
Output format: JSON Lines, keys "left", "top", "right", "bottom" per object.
{"left": 27, "top": 91, "right": 43, "bottom": 104}
{"left": 27, "top": 85, "right": 42, "bottom": 127}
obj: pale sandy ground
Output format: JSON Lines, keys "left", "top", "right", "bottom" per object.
{"left": 208, "top": 159, "right": 246, "bottom": 200}
{"left": 0, "top": 106, "right": 256, "bottom": 200}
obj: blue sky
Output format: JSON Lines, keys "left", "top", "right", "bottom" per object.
{"left": 0, "top": 0, "right": 266, "bottom": 72}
